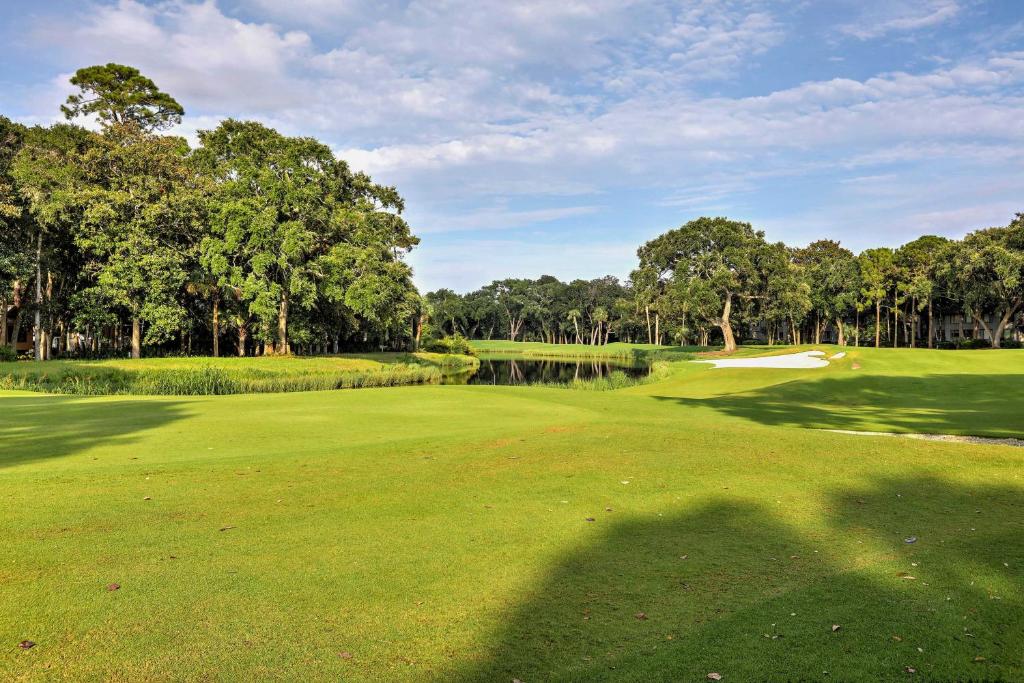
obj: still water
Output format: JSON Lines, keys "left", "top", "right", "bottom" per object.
{"left": 445, "top": 355, "right": 649, "bottom": 386}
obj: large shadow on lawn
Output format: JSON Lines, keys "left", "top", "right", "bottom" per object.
{"left": 0, "top": 395, "right": 189, "bottom": 469}
{"left": 445, "top": 476, "right": 1023, "bottom": 681}
{"left": 655, "top": 373, "right": 1024, "bottom": 438}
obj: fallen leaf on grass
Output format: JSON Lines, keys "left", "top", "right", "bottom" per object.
{"left": 143, "top": 496, "right": 151, "bottom": 501}
{"left": 219, "top": 526, "right": 235, "bottom": 532}
{"left": 107, "top": 583, "right": 120, "bottom": 591}
{"left": 893, "top": 635, "right": 903, "bottom": 641}
{"left": 973, "top": 656, "right": 986, "bottom": 662}
{"left": 635, "top": 612, "right": 648, "bottom": 620}
{"left": 831, "top": 624, "right": 841, "bottom": 632}
{"left": 904, "top": 536, "right": 917, "bottom": 544}
{"left": 585, "top": 517, "right": 595, "bottom": 522}
{"left": 338, "top": 651, "right": 353, "bottom": 659}
{"left": 904, "top": 666, "right": 916, "bottom": 674}
{"left": 707, "top": 673, "right": 722, "bottom": 681}
{"left": 18, "top": 640, "right": 35, "bottom": 650}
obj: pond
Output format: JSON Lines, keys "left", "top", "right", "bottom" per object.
{"left": 444, "top": 355, "right": 650, "bottom": 386}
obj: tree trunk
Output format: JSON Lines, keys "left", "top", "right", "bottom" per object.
{"left": 654, "top": 313, "right": 660, "bottom": 346}
{"left": 909, "top": 294, "right": 917, "bottom": 348}
{"left": 131, "top": 318, "right": 141, "bottom": 359}
{"left": 276, "top": 293, "right": 289, "bottom": 354}
{"left": 814, "top": 313, "right": 821, "bottom": 344}
{"left": 992, "top": 302, "right": 1022, "bottom": 347}
{"left": 0, "top": 293, "right": 6, "bottom": 348}
{"left": 836, "top": 316, "right": 846, "bottom": 346}
{"left": 719, "top": 293, "right": 737, "bottom": 353}
{"left": 237, "top": 324, "right": 248, "bottom": 356}
{"left": 34, "top": 231, "right": 42, "bottom": 361}
{"left": 645, "top": 305, "right": 652, "bottom": 344}
{"left": 927, "top": 297, "right": 934, "bottom": 348}
{"left": 212, "top": 294, "right": 220, "bottom": 357}
{"left": 892, "top": 298, "right": 898, "bottom": 348}
{"left": 874, "top": 300, "right": 881, "bottom": 348}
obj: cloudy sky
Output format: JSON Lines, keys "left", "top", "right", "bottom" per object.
{"left": 2, "top": 0, "right": 1022, "bottom": 291}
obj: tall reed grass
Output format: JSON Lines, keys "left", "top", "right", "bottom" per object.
{"left": 0, "top": 353, "right": 479, "bottom": 396}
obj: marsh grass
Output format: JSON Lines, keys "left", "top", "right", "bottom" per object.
{"left": 0, "top": 353, "right": 479, "bottom": 395}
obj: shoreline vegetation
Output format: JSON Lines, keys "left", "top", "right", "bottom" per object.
{"left": 470, "top": 340, "right": 703, "bottom": 362}
{"left": 0, "top": 352, "right": 479, "bottom": 395}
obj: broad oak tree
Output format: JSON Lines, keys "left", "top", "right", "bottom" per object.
{"left": 637, "top": 217, "right": 769, "bottom": 353}
{"left": 940, "top": 218, "right": 1024, "bottom": 348}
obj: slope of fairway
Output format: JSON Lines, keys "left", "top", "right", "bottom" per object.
{"left": 1, "top": 347, "right": 1022, "bottom": 681}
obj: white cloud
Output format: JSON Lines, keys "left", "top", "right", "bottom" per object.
{"left": 839, "top": 0, "right": 962, "bottom": 40}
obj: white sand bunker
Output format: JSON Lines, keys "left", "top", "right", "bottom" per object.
{"left": 830, "top": 352, "right": 846, "bottom": 359}
{"left": 696, "top": 350, "right": 830, "bottom": 369}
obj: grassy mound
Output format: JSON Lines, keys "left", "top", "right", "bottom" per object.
{"left": 0, "top": 352, "right": 479, "bottom": 395}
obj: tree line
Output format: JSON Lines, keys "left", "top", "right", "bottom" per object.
{"left": 424, "top": 215, "right": 1024, "bottom": 352}
{"left": 1, "top": 64, "right": 419, "bottom": 360}
{"left": 4, "top": 65, "right": 1021, "bottom": 361}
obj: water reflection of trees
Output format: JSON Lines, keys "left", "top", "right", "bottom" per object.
{"left": 468, "top": 358, "right": 645, "bottom": 385}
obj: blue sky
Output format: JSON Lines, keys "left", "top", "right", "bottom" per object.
{"left": 2, "top": 0, "right": 1023, "bottom": 292}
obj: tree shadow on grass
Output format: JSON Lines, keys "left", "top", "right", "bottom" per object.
{"left": 0, "top": 395, "right": 190, "bottom": 469}
{"left": 654, "top": 374, "right": 1024, "bottom": 438}
{"left": 445, "top": 476, "right": 1023, "bottom": 682}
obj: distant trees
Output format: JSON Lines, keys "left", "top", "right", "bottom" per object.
{"left": 796, "top": 240, "right": 858, "bottom": 345}
{"left": 1, "top": 64, "right": 419, "bottom": 360}
{"left": 895, "top": 235, "right": 948, "bottom": 348}
{"left": 428, "top": 213, "right": 1024, "bottom": 352}
{"left": 418, "top": 276, "right": 634, "bottom": 346}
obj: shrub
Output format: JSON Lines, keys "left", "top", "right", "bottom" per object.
{"left": 0, "top": 345, "right": 16, "bottom": 363}
{"left": 422, "top": 334, "right": 475, "bottom": 356}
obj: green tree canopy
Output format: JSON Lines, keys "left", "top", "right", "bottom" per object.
{"left": 196, "top": 119, "right": 418, "bottom": 355}
{"left": 62, "top": 63, "right": 184, "bottom": 132}
{"left": 637, "top": 216, "right": 769, "bottom": 352}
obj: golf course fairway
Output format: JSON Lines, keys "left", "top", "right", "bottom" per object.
{"left": 2, "top": 346, "right": 1022, "bottom": 681}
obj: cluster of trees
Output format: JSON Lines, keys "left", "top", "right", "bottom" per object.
{"left": 1, "top": 64, "right": 419, "bottom": 360}
{"left": 426, "top": 215, "right": 1024, "bottom": 352}
{"left": 423, "top": 276, "right": 637, "bottom": 346}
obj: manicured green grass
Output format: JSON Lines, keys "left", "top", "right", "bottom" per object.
{"left": 1, "top": 345, "right": 1022, "bottom": 681}
{"left": 0, "top": 352, "right": 478, "bottom": 395}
